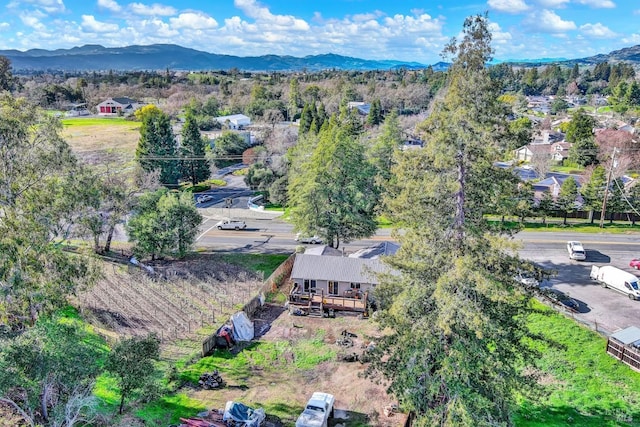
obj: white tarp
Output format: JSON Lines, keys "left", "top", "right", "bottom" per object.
{"left": 231, "top": 311, "right": 254, "bottom": 341}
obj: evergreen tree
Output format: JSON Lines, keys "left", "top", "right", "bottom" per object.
{"left": 556, "top": 176, "right": 579, "bottom": 225}
{"left": 566, "top": 109, "right": 598, "bottom": 167}
{"left": 288, "top": 77, "right": 302, "bottom": 120}
{"left": 582, "top": 166, "right": 606, "bottom": 223}
{"left": 366, "top": 98, "right": 383, "bottom": 126}
{"left": 180, "top": 111, "right": 210, "bottom": 185}
{"left": 288, "top": 114, "right": 378, "bottom": 248}
{"left": 368, "top": 14, "right": 538, "bottom": 426}
{"left": 135, "top": 106, "right": 180, "bottom": 187}
{"left": 368, "top": 110, "right": 402, "bottom": 185}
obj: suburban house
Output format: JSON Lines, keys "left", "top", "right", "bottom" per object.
{"left": 514, "top": 129, "right": 570, "bottom": 163}
{"left": 214, "top": 114, "right": 251, "bottom": 129}
{"left": 96, "top": 97, "right": 143, "bottom": 116}
{"left": 290, "top": 253, "right": 390, "bottom": 299}
{"left": 532, "top": 173, "right": 583, "bottom": 202}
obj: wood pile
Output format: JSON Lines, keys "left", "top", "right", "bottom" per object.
{"left": 198, "top": 370, "right": 225, "bottom": 389}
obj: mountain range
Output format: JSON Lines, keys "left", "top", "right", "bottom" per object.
{"left": 0, "top": 44, "right": 430, "bottom": 73}
{"left": 1, "top": 43, "right": 639, "bottom": 73}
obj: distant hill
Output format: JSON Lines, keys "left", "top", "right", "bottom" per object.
{"left": 0, "top": 44, "right": 427, "bottom": 73}
{"left": 3, "top": 43, "right": 639, "bottom": 73}
{"left": 501, "top": 45, "right": 640, "bottom": 68}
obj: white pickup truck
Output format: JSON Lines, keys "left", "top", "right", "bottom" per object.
{"left": 295, "top": 392, "right": 335, "bottom": 427}
{"left": 215, "top": 219, "right": 247, "bottom": 230}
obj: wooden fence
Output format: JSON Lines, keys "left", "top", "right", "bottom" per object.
{"left": 606, "top": 338, "right": 640, "bottom": 372}
{"left": 201, "top": 252, "right": 296, "bottom": 356}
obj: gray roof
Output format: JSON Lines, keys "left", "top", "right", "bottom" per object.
{"left": 291, "top": 254, "right": 389, "bottom": 284}
{"left": 611, "top": 326, "right": 640, "bottom": 345}
{"left": 349, "top": 241, "right": 400, "bottom": 259}
{"left": 111, "top": 97, "right": 137, "bottom": 105}
{"left": 304, "top": 245, "right": 343, "bottom": 256}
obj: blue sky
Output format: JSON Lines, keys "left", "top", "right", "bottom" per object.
{"left": 1, "top": 0, "right": 639, "bottom": 64}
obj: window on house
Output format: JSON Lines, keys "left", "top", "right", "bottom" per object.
{"left": 328, "top": 281, "right": 339, "bottom": 295}
{"left": 350, "top": 283, "right": 361, "bottom": 289}
{"left": 303, "top": 279, "right": 317, "bottom": 293}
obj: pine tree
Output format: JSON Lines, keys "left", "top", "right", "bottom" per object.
{"left": 368, "top": 14, "right": 538, "bottom": 426}
{"left": 135, "top": 106, "right": 180, "bottom": 187}
{"left": 180, "top": 111, "right": 210, "bottom": 185}
{"left": 288, "top": 114, "right": 378, "bottom": 248}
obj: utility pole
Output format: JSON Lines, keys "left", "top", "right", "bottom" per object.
{"left": 599, "top": 147, "right": 618, "bottom": 228}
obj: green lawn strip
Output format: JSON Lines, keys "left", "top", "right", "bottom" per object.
{"left": 515, "top": 302, "right": 640, "bottom": 426}
{"left": 61, "top": 117, "right": 140, "bottom": 127}
{"left": 485, "top": 219, "right": 640, "bottom": 234}
{"left": 218, "top": 253, "right": 290, "bottom": 279}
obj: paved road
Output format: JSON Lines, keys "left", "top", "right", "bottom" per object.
{"left": 195, "top": 219, "right": 640, "bottom": 332}
{"left": 514, "top": 231, "right": 640, "bottom": 333}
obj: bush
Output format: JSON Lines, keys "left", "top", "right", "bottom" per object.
{"left": 180, "top": 184, "right": 210, "bottom": 193}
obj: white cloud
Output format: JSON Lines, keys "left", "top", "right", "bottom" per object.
{"left": 97, "top": 0, "right": 122, "bottom": 13}
{"left": 81, "top": 15, "right": 119, "bottom": 33}
{"left": 129, "top": 2, "right": 176, "bottom": 17}
{"left": 575, "top": 0, "right": 615, "bottom": 8}
{"left": 580, "top": 23, "right": 616, "bottom": 38}
{"left": 234, "top": 0, "right": 310, "bottom": 31}
{"left": 0, "top": 22, "right": 10, "bottom": 31}
{"left": 621, "top": 33, "right": 640, "bottom": 45}
{"left": 487, "top": 0, "right": 530, "bottom": 14}
{"left": 535, "top": 0, "right": 570, "bottom": 7}
{"left": 524, "top": 9, "right": 576, "bottom": 32}
{"left": 170, "top": 12, "right": 218, "bottom": 30}
{"left": 18, "top": 0, "right": 65, "bottom": 14}
{"left": 488, "top": 22, "right": 513, "bottom": 45}
{"left": 19, "top": 11, "right": 46, "bottom": 30}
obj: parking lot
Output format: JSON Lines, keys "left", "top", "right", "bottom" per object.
{"left": 517, "top": 232, "right": 640, "bottom": 333}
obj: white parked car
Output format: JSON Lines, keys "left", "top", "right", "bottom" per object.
{"left": 295, "top": 233, "right": 323, "bottom": 244}
{"left": 197, "top": 194, "right": 214, "bottom": 204}
{"left": 567, "top": 241, "right": 586, "bottom": 260}
{"left": 215, "top": 219, "right": 246, "bottom": 230}
{"left": 514, "top": 271, "right": 539, "bottom": 289}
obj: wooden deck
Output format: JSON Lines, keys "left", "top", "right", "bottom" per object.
{"left": 289, "top": 290, "right": 367, "bottom": 313}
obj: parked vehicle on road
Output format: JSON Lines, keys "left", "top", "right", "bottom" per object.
{"left": 514, "top": 271, "right": 540, "bottom": 289}
{"left": 197, "top": 194, "right": 214, "bottom": 204}
{"left": 295, "top": 233, "right": 323, "bottom": 244}
{"left": 215, "top": 219, "right": 246, "bottom": 230}
{"left": 567, "top": 241, "right": 587, "bottom": 260}
{"left": 539, "top": 288, "right": 579, "bottom": 312}
{"left": 295, "top": 392, "right": 335, "bottom": 427}
{"left": 590, "top": 265, "right": 640, "bottom": 300}
{"left": 630, "top": 259, "right": 640, "bottom": 269}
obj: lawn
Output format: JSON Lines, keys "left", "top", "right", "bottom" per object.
{"left": 516, "top": 301, "right": 640, "bottom": 426}
{"left": 61, "top": 116, "right": 142, "bottom": 157}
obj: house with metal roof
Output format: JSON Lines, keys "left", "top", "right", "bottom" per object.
{"left": 290, "top": 253, "right": 390, "bottom": 298}
{"left": 214, "top": 114, "right": 251, "bottom": 130}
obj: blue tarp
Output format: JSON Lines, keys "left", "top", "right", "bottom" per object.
{"left": 223, "top": 401, "right": 266, "bottom": 427}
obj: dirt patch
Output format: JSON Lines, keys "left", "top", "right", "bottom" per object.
{"left": 187, "top": 309, "right": 406, "bottom": 427}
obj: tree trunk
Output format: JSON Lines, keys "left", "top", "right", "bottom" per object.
{"left": 563, "top": 212, "right": 568, "bottom": 225}
{"left": 119, "top": 395, "right": 125, "bottom": 414}
{"left": 589, "top": 209, "right": 595, "bottom": 224}
{"left": 104, "top": 223, "right": 116, "bottom": 253}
